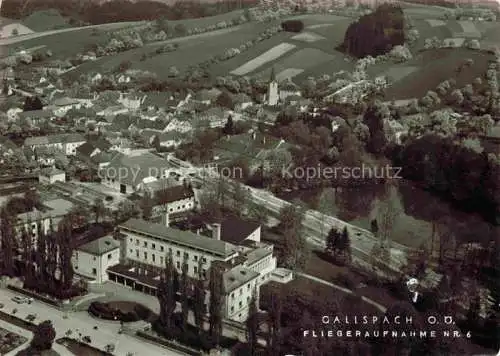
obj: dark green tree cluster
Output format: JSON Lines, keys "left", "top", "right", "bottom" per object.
{"left": 325, "top": 226, "right": 352, "bottom": 262}
{"left": 278, "top": 203, "right": 309, "bottom": 270}
{"left": 156, "top": 251, "right": 179, "bottom": 339}
{"left": 2, "top": 0, "right": 256, "bottom": 24}
{"left": 392, "top": 134, "right": 500, "bottom": 224}
{"left": 340, "top": 4, "right": 405, "bottom": 58}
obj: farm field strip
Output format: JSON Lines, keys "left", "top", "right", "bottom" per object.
{"left": 276, "top": 68, "right": 304, "bottom": 81}
{"left": 307, "top": 23, "right": 336, "bottom": 29}
{"left": 291, "top": 31, "right": 326, "bottom": 42}
{"left": 230, "top": 42, "right": 296, "bottom": 76}
{"left": 458, "top": 21, "right": 478, "bottom": 34}
{"left": 425, "top": 19, "right": 446, "bottom": 27}
{"left": 382, "top": 66, "right": 419, "bottom": 82}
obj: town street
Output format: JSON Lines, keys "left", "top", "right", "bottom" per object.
{"left": 0, "top": 288, "right": 187, "bottom": 356}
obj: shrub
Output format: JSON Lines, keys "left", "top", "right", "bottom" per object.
{"left": 335, "top": 272, "right": 355, "bottom": 289}
{"left": 281, "top": 20, "right": 304, "bottom": 33}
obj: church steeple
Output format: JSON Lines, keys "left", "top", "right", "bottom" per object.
{"left": 269, "top": 67, "right": 276, "bottom": 82}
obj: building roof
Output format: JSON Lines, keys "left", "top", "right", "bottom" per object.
{"left": 218, "top": 217, "right": 260, "bottom": 244}
{"left": 53, "top": 97, "right": 80, "bottom": 106}
{"left": 120, "top": 219, "right": 238, "bottom": 257}
{"left": 76, "top": 138, "right": 111, "bottom": 157}
{"left": 17, "top": 110, "right": 54, "bottom": 119}
{"left": 17, "top": 198, "right": 74, "bottom": 223}
{"left": 39, "top": 167, "right": 65, "bottom": 177}
{"left": 155, "top": 185, "right": 194, "bottom": 204}
{"left": 223, "top": 265, "right": 259, "bottom": 293}
{"left": 24, "top": 133, "right": 86, "bottom": 147}
{"left": 77, "top": 235, "right": 120, "bottom": 256}
{"left": 100, "top": 151, "right": 173, "bottom": 187}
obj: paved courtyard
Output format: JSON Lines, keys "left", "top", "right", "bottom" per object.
{"left": 0, "top": 288, "right": 185, "bottom": 356}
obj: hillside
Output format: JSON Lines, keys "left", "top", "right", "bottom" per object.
{"left": 22, "top": 10, "right": 72, "bottom": 31}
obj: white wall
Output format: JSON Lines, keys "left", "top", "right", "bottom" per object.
{"left": 225, "top": 277, "right": 260, "bottom": 322}
{"left": 72, "top": 248, "right": 120, "bottom": 283}
{"left": 123, "top": 231, "right": 235, "bottom": 279}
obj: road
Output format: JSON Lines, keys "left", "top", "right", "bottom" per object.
{"left": 194, "top": 172, "right": 407, "bottom": 273}
{"left": 0, "top": 288, "right": 187, "bottom": 356}
{"left": 0, "top": 21, "right": 145, "bottom": 46}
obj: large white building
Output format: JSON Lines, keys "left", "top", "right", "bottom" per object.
{"left": 108, "top": 218, "right": 277, "bottom": 322}
{"left": 72, "top": 235, "right": 121, "bottom": 283}
{"left": 23, "top": 133, "right": 86, "bottom": 156}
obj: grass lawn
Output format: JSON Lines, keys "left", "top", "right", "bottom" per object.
{"left": 285, "top": 13, "right": 350, "bottom": 26}
{"left": 167, "top": 9, "right": 246, "bottom": 31}
{"left": 385, "top": 47, "right": 494, "bottom": 100}
{"left": 22, "top": 10, "right": 71, "bottom": 32}
{"left": 57, "top": 338, "right": 109, "bottom": 356}
{"left": 8, "top": 28, "right": 113, "bottom": 59}
{"left": 210, "top": 30, "right": 293, "bottom": 75}
{"left": 0, "top": 327, "right": 28, "bottom": 355}
{"left": 68, "top": 22, "right": 262, "bottom": 78}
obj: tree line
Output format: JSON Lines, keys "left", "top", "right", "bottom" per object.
{"left": 2, "top": 0, "right": 257, "bottom": 24}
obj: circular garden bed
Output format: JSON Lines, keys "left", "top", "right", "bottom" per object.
{"left": 88, "top": 301, "right": 153, "bottom": 322}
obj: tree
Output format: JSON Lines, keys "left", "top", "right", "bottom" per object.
{"left": 139, "top": 192, "right": 154, "bottom": 221}
{"left": 325, "top": 227, "right": 339, "bottom": 255}
{"left": 31, "top": 320, "right": 56, "bottom": 351}
{"left": 193, "top": 258, "right": 206, "bottom": 335}
{"left": 338, "top": 226, "right": 352, "bottom": 262}
{"left": 370, "top": 219, "right": 379, "bottom": 236}
{"left": 222, "top": 115, "right": 234, "bottom": 135}
{"left": 92, "top": 198, "right": 106, "bottom": 224}
{"left": 232, "top": 182, "right": 249, "bottom": 217}
{"left": 246, "top": 290, "right": 259, "bottom": 356}
{"left": 267, "top": 291, "right": 281, "bottom": 356}
{"left": 57, "top": 219, "right": 74, "bottom": 292}
{"left": 279, "top": 203, "right": 306, "bottom": 270}
{"left": 208, "top": 264, "right": 223, "bottom": 348}
{"left": 157, "top": 251, "right": 177, "bottom": 337}
{"left": 466, "top": 293, "right": 482, "bottom": 331}
{"left": 0, "top": 209, "right": 15, "bottom": 277}
{"left": 215, "top": 91, "right": 234, "bottom": 109}
{"left": 180, "top": 254, "right": 189, "bottom": 332}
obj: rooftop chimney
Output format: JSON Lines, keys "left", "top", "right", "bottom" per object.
{"left": 212, "top": 223, "right": 221, "bottom": 240}
{"left": 162, "top": 212, "right": 170, "bottom": 227}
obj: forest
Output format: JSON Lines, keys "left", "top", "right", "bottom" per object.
{"left": 339, "top": 3, "right": 405, "bottom": 58}
{"left": 1, "top": 0, "right": 257, "bottom": 24}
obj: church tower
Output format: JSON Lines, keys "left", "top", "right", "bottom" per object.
{"left": 267, "top": 67, "right": 279, "bottom": 106}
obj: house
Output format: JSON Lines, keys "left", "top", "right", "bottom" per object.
{"left": 38, "top": 167, "right": 66, "bottom": 184}
{"left": 117, "top": 74, "right": 131, "bottom": 84}
{"left": 279, "top": 79, "right": 301, "bottom": 102}
{"left": 91, "top": 73, "right": 103, "bottom": 84}
{"left": 7, "top": 107, "right": 23, "bottom": 120}
{"left": 384, "top": 119, "right": 408, "bottom": 144}
{"left": 51, "top": 97, "right": 82, "bottom": 116}
{"left": 76, "top": 138, "right": 112, "bottom": 162}
{"left": 96, "top": 105, "right": 129, "bottom": 119}
{"left": 99, "top": 151, "right": 179, "bottom": 194}
{"left": 23, "top": 133, "right": 86, "bottom": 156}
{"left": 108, "top": 218, "right": 278, "bottom": 321}
{"left": 117, "top": 92, "right": 146, "bottom": 111}
{"left": 137, "top": 177, "right": 179, "bottom": 197}
{"left": 148, "top": 131, "right": 185, "bottom": 148}
{"left": 150, "top": 184, "right": 196, "bottom": 221}
{"left": 72, "top": 235, "right": 121, "bottom": 283}
{"left": 16, "top": 110, "right": 55, "bottom": 125}
{"left": 194, "top": 88, "right": 221, "bottom": 105}
{"left": 163, "top": 117, "right": 193, "bottom": 133}
{"left": 199, "top": 107, "right": 227, "bottom": 128}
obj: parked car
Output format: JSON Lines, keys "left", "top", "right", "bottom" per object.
{"left": 11, "top": 296, "right": 33, "bottom": 304}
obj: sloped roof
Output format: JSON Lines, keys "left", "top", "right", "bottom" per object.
{"left": 120, "top": 219, "right": 238, "bottom": 258}
{"left": 223, "top": 265, "right": 259, "bottom": 293}
{"left": 77, "top": 235, "right": 120, "bottom": 255}
{"left": 53, "top": 97, "right": 79, "bottom": 106}
{"left": 156, "top": 185, "right": 194, "bottom": 204}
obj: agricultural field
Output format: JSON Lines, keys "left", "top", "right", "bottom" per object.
{"left": 166, "top": 9, "right": 246, "bottom": 31}
{"left": 384, "top": 47, "right": 495, "bottom": 100}
{"left": 67, "top": 22, "right": 262, "bottom": 79}
{"left": 255, "top": 47, "right": 338, "bottom": 79}
{"left": 0, "top": 23, "right": 34, "bottom": 38}
{"left": 291, "top": 31, "right": 326, "bottom": 42}
{"left": 231, "top": 42, "right": 297, "bottom": 75}
{"left": 22, "top": 10, "right": 71, "bottom": 31}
